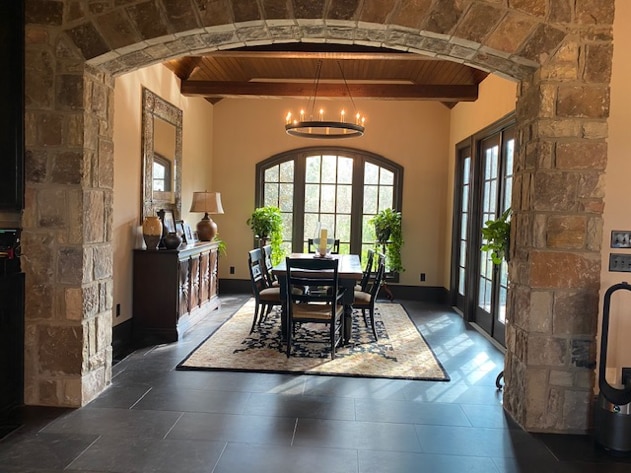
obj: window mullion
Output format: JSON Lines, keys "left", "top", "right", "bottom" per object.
{"left": 292, "top": 155, "right": 307, "bottom": 252}
{"left": 350, "top": 154, "right": 364, "bottom": 254}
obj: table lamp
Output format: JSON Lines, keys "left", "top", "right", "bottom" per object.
{"left": 190, "top": 191, "right": 224, "bottom": 241}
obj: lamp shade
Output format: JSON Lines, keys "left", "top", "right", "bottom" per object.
{"left": 190, "top": 191, "right": 224, "bottom": 214}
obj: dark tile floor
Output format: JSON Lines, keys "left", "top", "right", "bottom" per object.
{"left": 1, "top": 295, "right": 630, "bottom": 472}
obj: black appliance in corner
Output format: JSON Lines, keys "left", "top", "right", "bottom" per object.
{"left": 594, "top": 282, "right": 631, "bottom": 454}
{"left": 0, "top": 228, "right": 24, "bottom": 438}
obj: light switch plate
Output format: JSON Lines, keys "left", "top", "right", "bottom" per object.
{"left": 611, "top": 230, "right": 631, "bottom": 248}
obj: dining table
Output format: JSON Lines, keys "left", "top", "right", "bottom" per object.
{"left": 272, "top": 253, "right": 363, "bottom": 344}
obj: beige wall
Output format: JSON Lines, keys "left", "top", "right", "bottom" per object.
{"left": 211, "top": 98, "right": 451, "bottom": 286}
{"left": 599, "top": 0, "right": 631, "bottom": 383}
{"left": 112, "top": 64, "right": 214, "bottom": 326}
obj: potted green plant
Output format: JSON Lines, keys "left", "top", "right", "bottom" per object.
{"left": 481, "top": 208, "right": 511, "bottom": 265}
{"left": 369, "top": 208, "right": 404, "bottom": 273}
{"left": 247, "top": 206, "right": 283, "bottom": 264}
{"left": 214, "top": 233, "right": 227, "bottom": 257}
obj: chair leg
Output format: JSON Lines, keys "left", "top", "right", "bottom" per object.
{"left": 250, "top": 302, "right": 260, "bottom": 333}
{"left": 330, "top": 317, "right": 336, "bottom": 360}
{"left": 369, "top": 307, "right": 378, "bottom": 340}
{"left": 262, "top": 304, "right": 271, "bottom": 324}
{"left": 260, "top": 304, "right": 274, "bottom": 324}
{"left": 286, "top": 320, "right": 292, "bottom": 358}
{"left": 362, "top": 308, "right": 369, "bottom": 327}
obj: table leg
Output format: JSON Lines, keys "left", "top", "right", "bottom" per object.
{"left": 343, "top": 304, "right": 353, "bottom": 344}
{"left": 280, "top": 301, "right": 287, "bottom": 342}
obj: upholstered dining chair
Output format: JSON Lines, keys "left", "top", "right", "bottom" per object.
{"left": 284, "top": 257, "right": 345, "bottom": 359}
{"left": 248, "top": 248, "right": 282, "bottom": 333}
{"left": 307, "top": 238, "right": 340, "bottom": 254}
{"left": 353, "top": 252, "right": 386, "bottom": 341}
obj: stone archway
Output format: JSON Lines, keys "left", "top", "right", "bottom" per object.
{"left": 24, "top": 1, "right": 613, "bottom": 433}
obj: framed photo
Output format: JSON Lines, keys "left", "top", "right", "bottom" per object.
{"left": 184, "top": 222, "right": 195, "bottom": 243}
{"left": 175, "top": 220, "right": 186, "bottom": 244}
{"left": 160, "top": 209, "right": 176, "bottom": 234}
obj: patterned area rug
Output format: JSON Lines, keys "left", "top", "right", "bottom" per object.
{"left": 178, "top": 298, "right": 449, "bottom": 381}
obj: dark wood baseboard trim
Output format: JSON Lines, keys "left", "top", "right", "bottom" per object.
{"left": 218, "top": 279, "right": 252, "bottom": 294}
{"left": 112, "top": 319, "right": 134, "bottom": 363}
{"left": 385, "top": 285, "right": 449, "bottom": 304}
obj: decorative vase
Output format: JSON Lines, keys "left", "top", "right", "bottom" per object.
{"left": 142, "top": 216, "right": 163, "bottom": 250}
{"left": 164, "top": 231, "right": 182, "bottom": 250}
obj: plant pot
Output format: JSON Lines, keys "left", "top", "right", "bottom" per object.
{"left": 376, "top": 228, "right": 391, "bottom": 243}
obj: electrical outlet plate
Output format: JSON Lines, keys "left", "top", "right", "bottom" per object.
{"left": 611, "top": 230, "right": 631, "bottom": 248}
{"left": 609, "top": 253, "right": 631, "bottom": 272}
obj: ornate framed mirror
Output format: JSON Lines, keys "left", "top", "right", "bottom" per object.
{"left": 141, "top": 87, "right": 183, "bottom": 221}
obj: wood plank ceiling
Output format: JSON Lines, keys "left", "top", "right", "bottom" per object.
{"left": 163, "top": 45, "right": 489, "bottom": 107}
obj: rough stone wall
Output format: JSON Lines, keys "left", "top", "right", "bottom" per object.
{"left": 21, "top": 0, "right": 614, "bottom": 433}
{"left": 505, "top": 2, "right": 613, "bottom": 432}
{"left": 24, "top": 6, "right": 114, "bottom": 406}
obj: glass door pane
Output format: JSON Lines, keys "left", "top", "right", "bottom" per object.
{"left": 475, "top": 136, "right": 500, "bottom": 335}
{"left": 303, "top": 154, "right": 353, "bottom": 252}
{"left": 361, "top": 162, "right": 395, "bottom": 264}
{"left": 263, "top": 161, "right": 294, "bottom": 255}
{"left": 452, "top": 148, "right": 471, "bottom": 313}
{"left": 493, "top": 129, "right": 515, "bottom": 345}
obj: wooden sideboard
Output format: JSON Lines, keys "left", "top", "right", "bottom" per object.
{"left": 133, "top": 241, "right": 219, "bottom": 345}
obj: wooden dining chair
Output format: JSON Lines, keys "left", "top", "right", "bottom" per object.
{"left": 353, "top": 252, "right": 386, "bottom": 340}
{"left": 261, "top": 244, "right": 279, "bottom": 287}
{"left": 285, "top": 257, "right": 345, "bottom": 359}
{"left": 248, "top": 248, "right": 282, "bottom": 333}
{"left": 355, "top": 248, "right": 375, "bottom": 292}
{"left": 307, "top": 238, "right": 340, "bottom": 254}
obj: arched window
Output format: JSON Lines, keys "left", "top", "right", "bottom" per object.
{"left": 255, "top": 147, "right": 403, "bottom": 259}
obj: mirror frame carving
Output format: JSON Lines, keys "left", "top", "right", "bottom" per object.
{"left": 141, "top": 87, "right": 183, "bottom": 221}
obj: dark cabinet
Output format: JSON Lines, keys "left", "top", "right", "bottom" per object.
{"left": 133, "top": 242, "right": 219, "bottom": 345}
{"left": 0, "top": 272, "right": 24, "bottom": 435}
{"left": 0, "top": 1, "right": 24, "bottom": 211}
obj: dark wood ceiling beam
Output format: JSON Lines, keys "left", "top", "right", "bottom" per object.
{"left": 180, "top": 81, "right": 478, "bottom": 101}
{"left": 164, "top": 56, "right": 203, "bottom": 80}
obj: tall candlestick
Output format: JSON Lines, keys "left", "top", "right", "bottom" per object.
{"left": 319, "top": 228, "right": 328, "bottom": 255}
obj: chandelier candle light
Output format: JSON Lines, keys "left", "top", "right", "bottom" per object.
{"left": 189, "top": 191, "right": 224, "bottom": 241}
{"left": 285, "top": 60, "right": 366, "bottom": 139}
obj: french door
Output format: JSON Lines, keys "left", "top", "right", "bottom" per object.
{"left": 451, "top": 119, "right": 515, "bottom": 346}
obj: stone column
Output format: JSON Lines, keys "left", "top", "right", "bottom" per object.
{"left": 23, "top": 18, "right": 114, "bottom": 406}
{"left": 504, "top": 19, "right": 612, "bottom": 431}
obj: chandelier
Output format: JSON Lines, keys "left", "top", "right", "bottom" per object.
{"left": 284, "top": 60, "right": 365, "bottom": 139}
